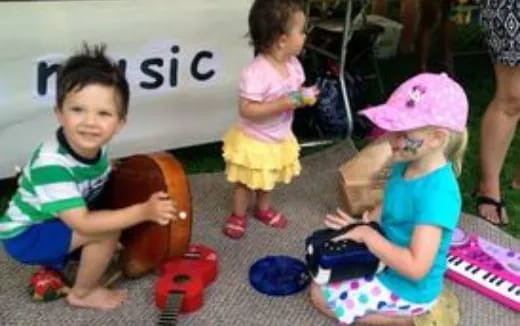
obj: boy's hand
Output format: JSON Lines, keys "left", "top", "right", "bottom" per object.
{"left": 324, "top": 208, "right": 364, "bottom": 230}
{"left": 143, "top": 191, "right": 177, "bottom": 225}
{"left": 110, "top": 159, "right": 121, "bottom": 172}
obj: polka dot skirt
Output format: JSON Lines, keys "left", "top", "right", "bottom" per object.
{"left": 322, "top": 275, "right": 436, "bottom": 325}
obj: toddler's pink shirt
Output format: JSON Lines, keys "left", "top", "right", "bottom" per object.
{"left": 238, "top": 55, "right": 305, "bottom": 142}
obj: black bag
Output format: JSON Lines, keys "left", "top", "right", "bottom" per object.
{"left": 294, "top": 19, "right": 382, "bottom": 140}
{"left": 310, "top": 66, "right": 372, "bottom": 139}
{"left": 305, "top": 222, "right": 386, "bottom": 285}
{"left": 314, "top": 74, "right": 347, "bottom": 138}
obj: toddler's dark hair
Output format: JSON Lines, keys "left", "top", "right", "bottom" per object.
{"left": 248, "top": 0, "right": 304, "bottom": 54}
{"left": 56, "top": 43, "right": 129, "bottom": 119}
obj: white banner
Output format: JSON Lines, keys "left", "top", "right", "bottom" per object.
{"left": 0, "top": 0, "right": 252, "bottom": 178}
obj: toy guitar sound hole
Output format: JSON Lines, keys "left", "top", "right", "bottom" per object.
{"left": 155, "top": 244, "right": 218, "bottom": 323}
{"left": 173, "top": 275, "right": 190, "bottom": 284}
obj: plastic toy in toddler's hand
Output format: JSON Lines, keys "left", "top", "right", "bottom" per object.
{"left": 301, "top": 86, "right": 320, "bottom": 106}
{"left": 288, "top": 86, "right": 320, "bottom": 108}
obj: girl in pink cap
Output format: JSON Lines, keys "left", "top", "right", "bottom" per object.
{"left": 310, "top": 72, "right": 468, "bottom": 325}
{"left": 221, "top": 0, "right": 318, "bottom": 239}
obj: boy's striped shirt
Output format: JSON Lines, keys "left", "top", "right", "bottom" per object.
{"left": 0, "top": 131, "right": 110, "bottom": 239}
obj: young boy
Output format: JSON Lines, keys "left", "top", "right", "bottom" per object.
{"left": 0, "top": 44, "right": 177, "bottom": 310}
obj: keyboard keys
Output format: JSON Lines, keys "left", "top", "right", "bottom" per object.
{"left": 446, "top": 254, "right": 520, "bottom": 304}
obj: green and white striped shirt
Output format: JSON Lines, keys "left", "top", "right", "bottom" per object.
{"left": 0, "top": 129, "right": 110, "bottom": 239}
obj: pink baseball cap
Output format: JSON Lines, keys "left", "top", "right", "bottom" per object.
{"left": 359, "top": 73, "right": 468, "bottom": 133}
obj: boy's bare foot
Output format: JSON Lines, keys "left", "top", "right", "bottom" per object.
{"left": 66, "top": 287, "right": 128, "bottom": 310}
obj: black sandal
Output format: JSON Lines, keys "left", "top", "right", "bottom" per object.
{"left": 475, "top": 195, "right": 508, "bottom": 226}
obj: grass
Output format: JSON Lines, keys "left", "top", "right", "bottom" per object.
{"left": 169, "top": 141, "right": 335, "bottom": 174}
{"left": 1, "top": 25, "right": 519, "bottom": 240}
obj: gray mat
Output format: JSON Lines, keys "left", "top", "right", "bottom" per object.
{"left": 1, "top": 140, "right": 519, "bottom": 325}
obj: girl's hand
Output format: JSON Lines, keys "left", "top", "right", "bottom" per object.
{"left": 332, "top": 224, "right": 375, "bottom": 243}
{"left": 143, "top": 191, "right": 177, "bottom": 225}
{"left": 324, "top": 208, "right": 367, "bottom": 230}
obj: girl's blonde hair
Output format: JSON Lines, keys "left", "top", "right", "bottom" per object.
{"left": 444, "top": 128, "right": 468, "bottom": 176}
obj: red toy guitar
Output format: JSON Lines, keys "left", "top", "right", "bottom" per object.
{"left": 160, "top": 244, "right": 218, "bottom": 287}
{"left": 155, "top": 244, "right": 218, "bottom": 325}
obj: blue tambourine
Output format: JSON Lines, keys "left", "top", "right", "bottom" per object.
{"left": 249, "top": 255, "right": 310, "bottom": 296}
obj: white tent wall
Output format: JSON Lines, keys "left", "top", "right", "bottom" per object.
{"left": 0, "top": 0, "right": 251, "bottom": 178}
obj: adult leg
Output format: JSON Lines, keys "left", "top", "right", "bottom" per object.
{"left": 399, "top": 0, "right": 419, "bottom": 54}
{"left": 371, "top": 0, "right": 418, "bottom": 54}
{"left": 478, "top": 64, "right": 520, "bottom": 224}
{"left": 371, "top": 0, "right": 388, "bottom": 16}
{"left": 513, "top": 164, "right": 520, "bottom": 190}
{"left": 416, "top": 0, "right": 440, "bottom": 71}
{"left": 66, "top": 230, "right": 128, "bottom": 310}
{"left": 439, "top": 0, "right": 456, "bottom": 75}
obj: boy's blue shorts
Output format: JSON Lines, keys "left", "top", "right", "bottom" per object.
{"left": 2, "top": 219, "right": 73, "bottom": 271}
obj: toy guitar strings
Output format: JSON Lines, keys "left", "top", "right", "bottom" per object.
{"left": 156, "top": 265, "right": 203, "bottom": 326}
{"left": 155, "top": 244, "right": 218, "bottom": 326}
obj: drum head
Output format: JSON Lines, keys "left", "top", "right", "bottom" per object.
{"left": 249, "top": 255, "right": 310, "bottom": 296}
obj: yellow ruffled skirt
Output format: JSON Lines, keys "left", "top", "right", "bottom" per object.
{"left": 222, "top": 126, "right": 301, "bottom": 191}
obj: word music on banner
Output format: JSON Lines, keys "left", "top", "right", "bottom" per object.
{"left": 36, "top": 44, "right": 217, "bottom": 98}
{"left": 0, "top": 0, "right": 251, "bottom": 179}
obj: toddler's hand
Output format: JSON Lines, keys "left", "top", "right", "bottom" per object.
{"left": 324, "top": 208, "right": 361, "bottom": 230}
{"left": 143, "top": 191, "right": 177, "bottom": 225}
{"left": 287, "top": 86, "right": 320, "bottom": 109}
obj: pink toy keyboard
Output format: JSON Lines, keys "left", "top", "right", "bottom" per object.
{"left": 446, "top": 228, "right": 520, "bottom": 312}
